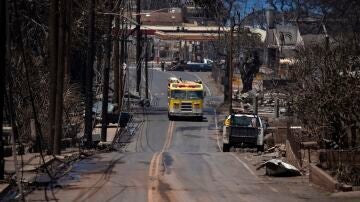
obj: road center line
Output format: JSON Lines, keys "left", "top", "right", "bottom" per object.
{"left": 148, "top": 121, "right": 175, "bottom": 202}
{"left": 162, "top": 121, "right": 174, "bottom": 152}
{"left": 148, "top": 152, "right": 158, "bottom": 177}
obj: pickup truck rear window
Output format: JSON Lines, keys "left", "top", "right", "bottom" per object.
{"left": 232, "top": 116, "right": 258, "bottom": 127}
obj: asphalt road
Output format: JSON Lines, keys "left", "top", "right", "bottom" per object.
{"left": 26, "top": 69, "right": 349, "bottom": 202}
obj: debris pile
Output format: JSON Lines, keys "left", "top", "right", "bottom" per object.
{"left": 257, "top": 159, "right": 302, "bottom": 177}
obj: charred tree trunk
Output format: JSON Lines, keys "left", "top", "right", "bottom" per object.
{"left": 101, "top": 0, "right": 113, "bottom": 142}
{"left": 84, "top": 0, "right": 96, "bottom": 147}
{"left": 48, "top": 0, "right": 59, "bottom": 154}
{"left": 0, "top": 0, "right": 7, "bottom": 180}
{"left": 96, "top": 44, "right": 103, "bottom": 83}
{"left": 239, "top": 51, "right": 261, "bottom": 93}
{"left": 54, "top": 0, "right": 67, "bottom": 155}
{"left": 351, "top": 123, "right": 357, "bottom": 148}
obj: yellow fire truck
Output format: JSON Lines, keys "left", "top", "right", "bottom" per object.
{"left": 167, "top": 77, "right": 205, "bottom": 121}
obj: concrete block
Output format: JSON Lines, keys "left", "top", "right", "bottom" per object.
{"left": 339, "top": 184, "right": 353, "bottom": 192}
{"left": 309, "top": 164, "right": 338, "bottom": 192}
{"left": 0, "top": 183, "right": 11, "bottom": 197}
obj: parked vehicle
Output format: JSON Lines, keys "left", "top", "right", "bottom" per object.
{"left": 222, "top": 113, "right": 265, "bottom": 152}
{"left": 166, "top": 59, "right": 213, "bottom": 72}
{"left": 92, "top": 101, "right": 132, "bottom": 127}
{"left": 186, "top": 62, "right": 212, "bottom": 72}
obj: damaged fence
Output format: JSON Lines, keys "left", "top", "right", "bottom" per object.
{"left": 319, "top": 150, "right": 360, "bottom": 169}
{"left": 319, "top": 150, "right": 360, "bottom": 186}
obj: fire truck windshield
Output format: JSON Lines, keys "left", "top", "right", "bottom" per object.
{"left": 171, "top": 90, "right": 203, "bottom": 99}
{"left": 187, "top": 91, "right": 203, "bottom": 99}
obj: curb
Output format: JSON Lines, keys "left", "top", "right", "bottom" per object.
{"left": 309, "top": 164, "right": 338, "bottom": 192}
{"left": 0, "top": 183, "right": 11, "bottom": 198}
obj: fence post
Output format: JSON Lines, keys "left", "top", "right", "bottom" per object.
{"left": 274, "top": 97, "right": 279, "bottom": 118}
{"left": 253, "top": 96, "right": 258, "bottom": 114}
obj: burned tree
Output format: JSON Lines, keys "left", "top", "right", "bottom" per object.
{"left": 194, "top": 0, "right": 263, "bottom": 99}
{"left": 239, "top": 50, "right": 261, "bottom": 93}
{"left": 290, "top": 44, "right": 360, "bottom": 149}
{"left": 266, "top": 0, "right": 360, "bottom": 149}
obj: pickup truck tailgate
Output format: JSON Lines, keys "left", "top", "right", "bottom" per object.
{"left": 230, "top": 126, "right": 259, "bottom": 144}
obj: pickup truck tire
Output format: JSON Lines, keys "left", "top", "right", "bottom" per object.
{"left": 223, "top": 143, "right": 230, "bottom": 152}
{"left": 257, "top": 145, "right": 264, "bottom": 152}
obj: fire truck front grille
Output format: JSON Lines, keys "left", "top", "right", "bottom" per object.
{"left": 181, "top": 102, "right": 192, "bottom": 112}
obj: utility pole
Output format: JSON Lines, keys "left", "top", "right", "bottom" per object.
{"left": 48, "top": 0, "right": 59, "bottom": 154}
{"left": 228, "top": 20, "right": 234, "bottom": 114}
{"left": 119, "top": 20, "right": 125, "bottom": 110}
{"left": 125, "top": 25, "right": 130, "bottom": 111}
{"left": 0, "top": 0, "right": 7, "bottom": 180}
{"left": 135, "top": 0, "right": 142, "bottom": 94}
{"left": 145, "top": 31, "right": 149, "bottom": 100}
{"left": 64, "top": 0, "right": 72, "bottom": 77}
{"left": 84, "top": 0, "right": 96, "bottom": 147}
{"left": 54, "top": 0, "right": 67, "bottom": 155}
{"left": 113, "top": 17, "right": 120, "bottom": 106}
{"left": 101, "top": 0, "right": 113, "bottom": 142}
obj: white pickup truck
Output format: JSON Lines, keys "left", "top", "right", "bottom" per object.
{"left": 222, "top": 113, "right": 265, "bottom": 152}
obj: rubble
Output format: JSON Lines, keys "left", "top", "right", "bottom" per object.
{"left": 256, "top": 159, "right": 302, "bottom": 177}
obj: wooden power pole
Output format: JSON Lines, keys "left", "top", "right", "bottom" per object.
{"left": 84, "top": 0, "right": 96, "bottom": 147}
{"left": 119, "top": 20, "right": 125, "bottom": 110}
{"left": 113, "top": 17, "right": 120, "bottom": 106}
{"left": 48, "top": 0, "right": 59, "bottom": 154}
{"left": 135, "top": 0, "right": 141, "bottom": 94}
{"left": 101, "top": 0, "right": 113, "bottom": 142}
{"left": 0, "top": 0, "right": 7, "bottom": 180}
{"left": 228, "top": 20, "right": 234, "bottom": 114}
{"left": 145, "top": 31, "right": 149, "bottom": 100}
{"left": 54, "top": 0, "right": 67, "bottom": 155}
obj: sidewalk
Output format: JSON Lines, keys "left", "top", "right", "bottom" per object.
{"left": 0, "top": 148, "right": 81, "bottom": 198}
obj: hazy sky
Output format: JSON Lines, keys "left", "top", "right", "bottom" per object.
{"left": 243, "top": 0, "right": 267, "bottom": 14}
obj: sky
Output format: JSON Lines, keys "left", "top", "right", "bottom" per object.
{"left": 242, "top": 0, "right": 267, "bottom": 15}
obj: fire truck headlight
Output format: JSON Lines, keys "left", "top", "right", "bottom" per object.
{"left": 173, "top": 103, "right": 180, "bottom": 109}
{"left": 193, "top": 103, "right": 201, "bottom": 108}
